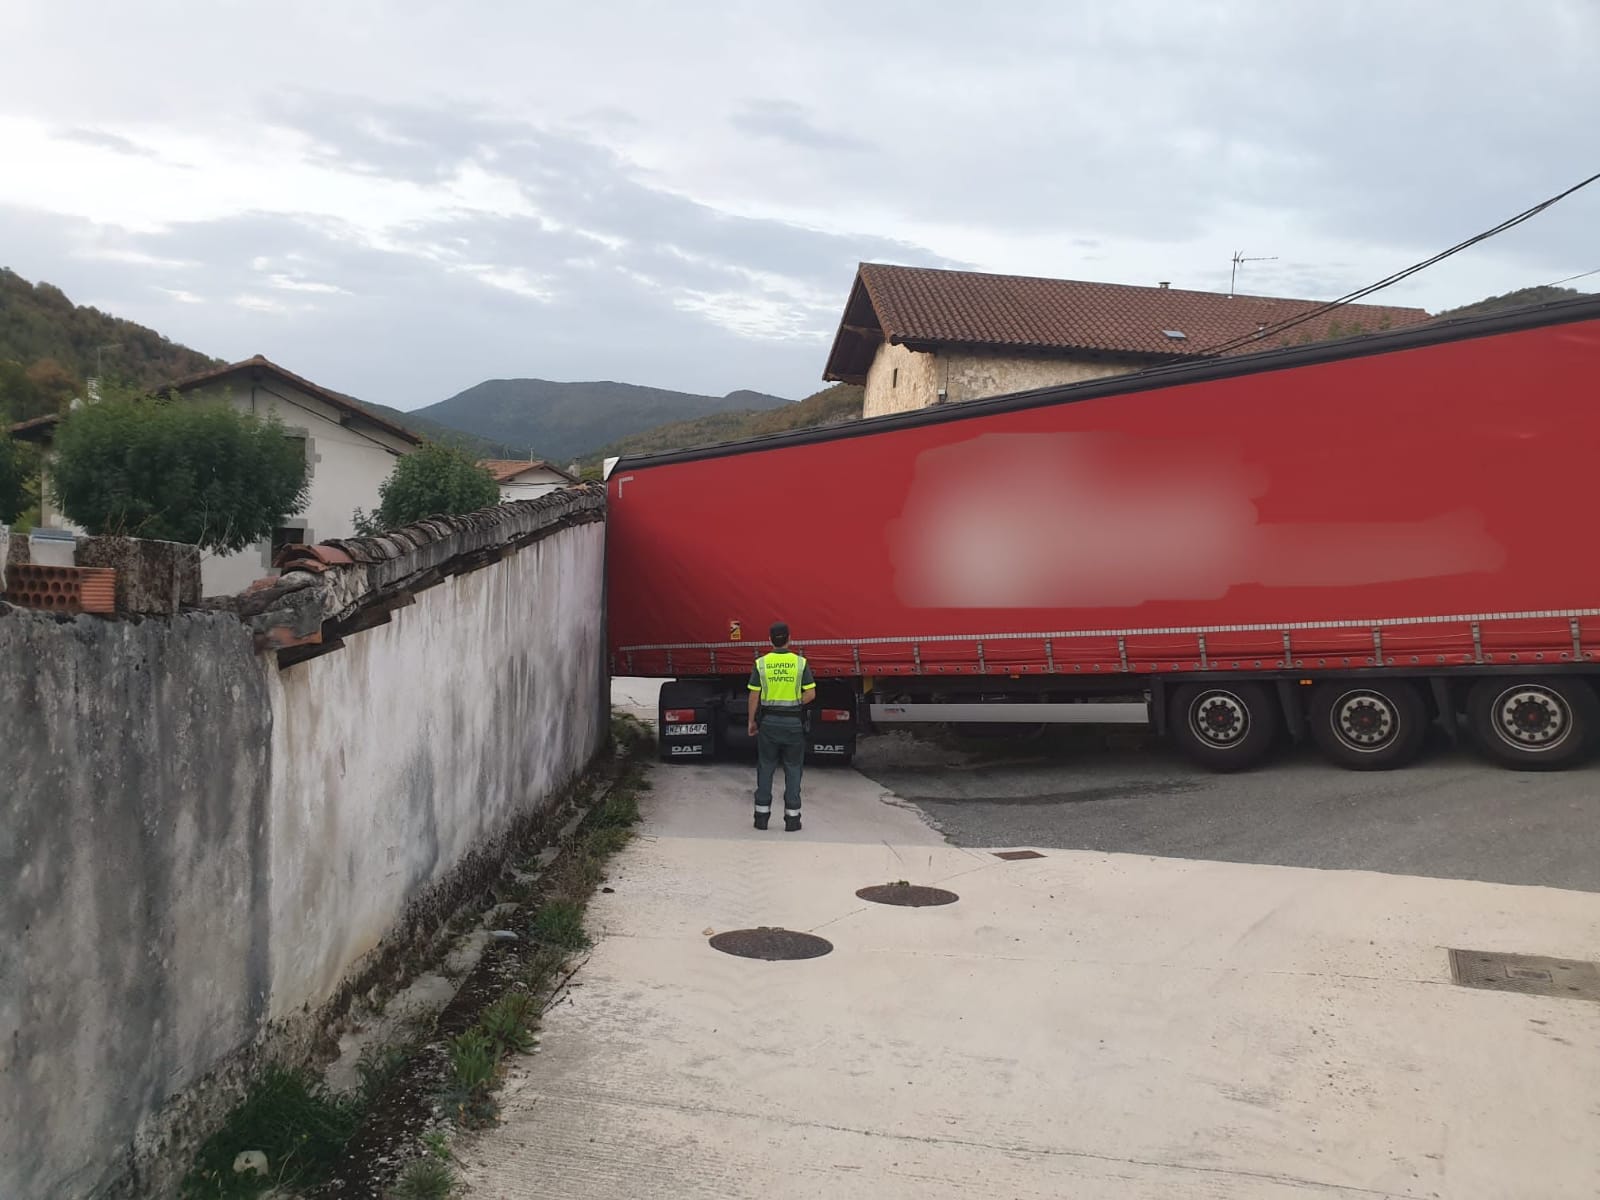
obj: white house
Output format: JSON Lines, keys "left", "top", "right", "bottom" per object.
{"left": 13, "top": 355, "right": 422, "bottom": 597}
{"left": 480, "top": 458, "right": 579, "bottom": 501}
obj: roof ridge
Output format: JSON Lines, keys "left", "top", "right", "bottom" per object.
{"left": 857, "top": 262, "right": 1429, "bottom": 313}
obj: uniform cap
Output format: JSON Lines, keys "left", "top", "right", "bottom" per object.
{"left": 769, "top": 621, "right": 790, "bottom": 645}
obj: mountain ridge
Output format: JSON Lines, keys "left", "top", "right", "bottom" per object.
{"left": 409, "top": 377, "right": 790, "bottom": 462}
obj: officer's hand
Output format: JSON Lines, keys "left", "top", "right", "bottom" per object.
{"left": 747, "top": 721, "right": 758, "bottom": 737}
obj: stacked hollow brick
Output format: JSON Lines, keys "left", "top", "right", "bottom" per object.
{"left": 2, "top": 564, "right": 116, "bottom": 614}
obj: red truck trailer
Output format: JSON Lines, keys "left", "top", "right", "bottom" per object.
{"left": 606, "top": 295, "right": 1600, "bottom": 772}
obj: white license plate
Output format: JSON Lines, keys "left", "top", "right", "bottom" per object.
{"left": 666, "top": 723, "right": 708, "bottom": 736}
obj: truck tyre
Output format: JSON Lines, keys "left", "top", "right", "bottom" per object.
{"left": 1169, "top": 682, "right": 1280, "bottom": 772}
{"left": 1467, "top": 676, "right": 1598, "bottom": 770}
{"left": 1308, "top": 680, "right": 1427, "bottom": 770}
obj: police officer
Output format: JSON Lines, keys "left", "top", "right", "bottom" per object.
{"left": 746, "top": 621, "right": 816, "bottom": 831}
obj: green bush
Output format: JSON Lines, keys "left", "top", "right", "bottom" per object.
{"left": 51, "top": 394, "right": 308, "bottom": 550}
{"left": 356, "top": 442, "right": 499, "bottom": 533}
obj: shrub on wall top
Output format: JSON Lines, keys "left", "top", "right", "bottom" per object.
{"left": 50, "top": 393, "right": 309, "bottom": 552}
{"left": 355, "top": 442, "right": 500, "bottom": 534}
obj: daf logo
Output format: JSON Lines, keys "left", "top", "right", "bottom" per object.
{"left": 668, "top": 744, "right": 703, "bottom": 755}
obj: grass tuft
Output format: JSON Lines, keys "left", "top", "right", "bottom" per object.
{"left": 479, "top": 991, "right": 538, "bottom": 1055}
{"left": 440, "top": 1030, "right": 501, "bottom": 1128}
{"left": 528, "top": 899, "right": 590, "bottom": 949}
{"left": 182, "top": 1067, "right": 359, "bottom": 1198}
{"left": 390, "top": 1154, "right": 458, "bottom": 1199}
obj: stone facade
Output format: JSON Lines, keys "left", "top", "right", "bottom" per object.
{"left": 862, "top": 343, "right": 1152, "bottom": 418}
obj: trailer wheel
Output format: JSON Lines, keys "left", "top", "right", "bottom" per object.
{"left": 1467, "top": 677, "right": 1598, "bottom": 770}
{"left": 1308, "top": 680, "right": 1426, "bottom": 770}
{"left": 1169, "top": 682, "right": 1280, "bottom": 771}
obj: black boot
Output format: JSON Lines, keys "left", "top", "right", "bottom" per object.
{"left": 784, "top": 813, "right": 802, "bottom": 832}
{"left": 753, "top": 811, "right": 770, "bottom": 830}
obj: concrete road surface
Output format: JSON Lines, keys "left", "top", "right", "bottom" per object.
{"left": 458, "top": 699, "right": 1600, "bottom": 1198}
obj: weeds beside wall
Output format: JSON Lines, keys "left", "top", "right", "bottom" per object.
{"left": 0, "top": 489, "right": 608, "bottom": 1199}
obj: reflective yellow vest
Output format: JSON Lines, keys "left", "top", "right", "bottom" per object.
{"left": 753, "top": 651, "right": 808, "bottom": 711}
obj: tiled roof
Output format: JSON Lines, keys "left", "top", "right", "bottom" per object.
{"left": 168, "top": 355, "right": 423, "bottom": 445}
{"left": 7, "top": 412, "right": 63, "bottom": 442}
{"left": 7, "top": 359, "right": 424, "bottom": 447}
{"left": 479, "top": 459, "right": 578, "bottom": 484}
{"left": 823, "top": 264, "right": 1433, "bottom": 383}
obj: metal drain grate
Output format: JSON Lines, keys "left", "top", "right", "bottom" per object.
{"left": 993, "top": 850, "right": 1045, "bottom": 861}
{"left": 709, "top": 927, "right": 833, "bottom": 961}
{"left": 856, "top": 883, "right": 960, "bottom": 907}
{"left": 1447, "top": 949, "right": 1600, "bottom": 1002}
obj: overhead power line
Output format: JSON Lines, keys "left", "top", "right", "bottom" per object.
{"left": 1196, "top": 168, "right": 1600, "bottom": 358}
{"left": 1541, "top": 265, "right": 1600, "bottom": 289}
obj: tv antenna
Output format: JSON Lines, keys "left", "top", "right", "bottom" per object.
{"left": 1229, "top": 251, "right": 1277, "bottom": 298}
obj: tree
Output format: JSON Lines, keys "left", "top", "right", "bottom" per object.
{"left": 0, "top": 434, "right": 25, "bottom": 525}
{"left": 51, "top": 393, "right": 309, "bottom": 550}
{"left": 355, "top": 442, "right": 501, "bottom": 534}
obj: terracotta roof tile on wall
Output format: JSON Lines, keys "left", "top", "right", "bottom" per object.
{"left": 823, "top": 264, "right": 1433, "bottom": 383}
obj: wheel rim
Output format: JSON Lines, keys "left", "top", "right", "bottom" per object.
{"left": 1490, "top": 685, "right": 1573, "bottom": 752}
{"left": 1328, "top": 689, "right": 1401, "bottom": 753}
{"left": 1189, "top": 690, "right": 1250, "bottom": 746}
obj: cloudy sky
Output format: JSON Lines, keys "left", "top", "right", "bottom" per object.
{"left": 1, "top": 1, "right": 1595, "bottom": 409}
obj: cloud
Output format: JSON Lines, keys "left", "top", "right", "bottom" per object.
{"left": 1, "top": 0, "right": 1595, "bottom": 414}
{"left": 730, "top": 100, "right": 872, "bottom": 153}
{"left": 55, "top": 127, "right": 162, "bottom": 159}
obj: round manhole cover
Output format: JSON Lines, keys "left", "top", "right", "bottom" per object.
{"left": 855, "top": 883, "right": 960, "bottom": 907}
{"left": 709, "top": 927, "right": 834, "bottom": 960}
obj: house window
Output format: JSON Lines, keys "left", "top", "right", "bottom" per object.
{"left": 272, "top": 526, "right": 305, "bottom": 555}
{"left": 284, "top": 434, "right": 311, "bottom": 480}
{"left": 892, "top": 367, "right": 899, "bottom": 388}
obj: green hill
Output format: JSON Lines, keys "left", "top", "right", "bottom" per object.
{"left": 0, "top": 268, "right": 220, "bottom": 420}
{"left": 593, "top": 383, "right": 864, "bottom": 463}
{"left": 411, "top": 378, "right": 791, "bottom": 463}
{"left": 1437, "top": 285, "right": 1585, "bottom": 319}
{"left": 355, "top": 399, "right": 527, "bottom": 458}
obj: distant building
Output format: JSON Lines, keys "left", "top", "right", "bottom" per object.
{"left": 11, "top": 355, "right": 421, "bottom": 596}
{"left": 823, "top": 264, "right": 1433, "bottom": 418}
{"left": 480, "top": 458, "right": 580, "bottom": 501}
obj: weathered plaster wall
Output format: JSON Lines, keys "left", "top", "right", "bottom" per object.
{"left": 0, "top": 611, "right": 272, "bottom": 1200}
{"left": 265, "top": 523, "right": 605, "bottom": 1013}
{"left": 862, "top": 340, "right": 940, "bottom": 417}
{"left": 941, "top": 349, "right": 1140, "bottom": 403}
{"left": 0, "top": 498, "right": 607, "bottom": 1199}
{"left": 861, "top": 343, "right": 1147, "bottom": 416}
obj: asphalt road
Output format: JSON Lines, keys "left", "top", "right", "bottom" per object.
{"left": 855, "top": 728, "right": 1600, "bottom": 893}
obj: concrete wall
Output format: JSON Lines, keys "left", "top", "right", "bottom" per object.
{"left": 265, "top": 525, "right": 604, "bottom": 1013}
{"left": 0, "top": 494, "right": 606, "bottom": 1198}
{"left": 186, "top": 379, "right": 414, "bottom": 597}
{"left": 861, "top": 343, "right": 1148, "bottom": 417}
{"left": 0, "top": 612, "right": 272, "bottom": 1200}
